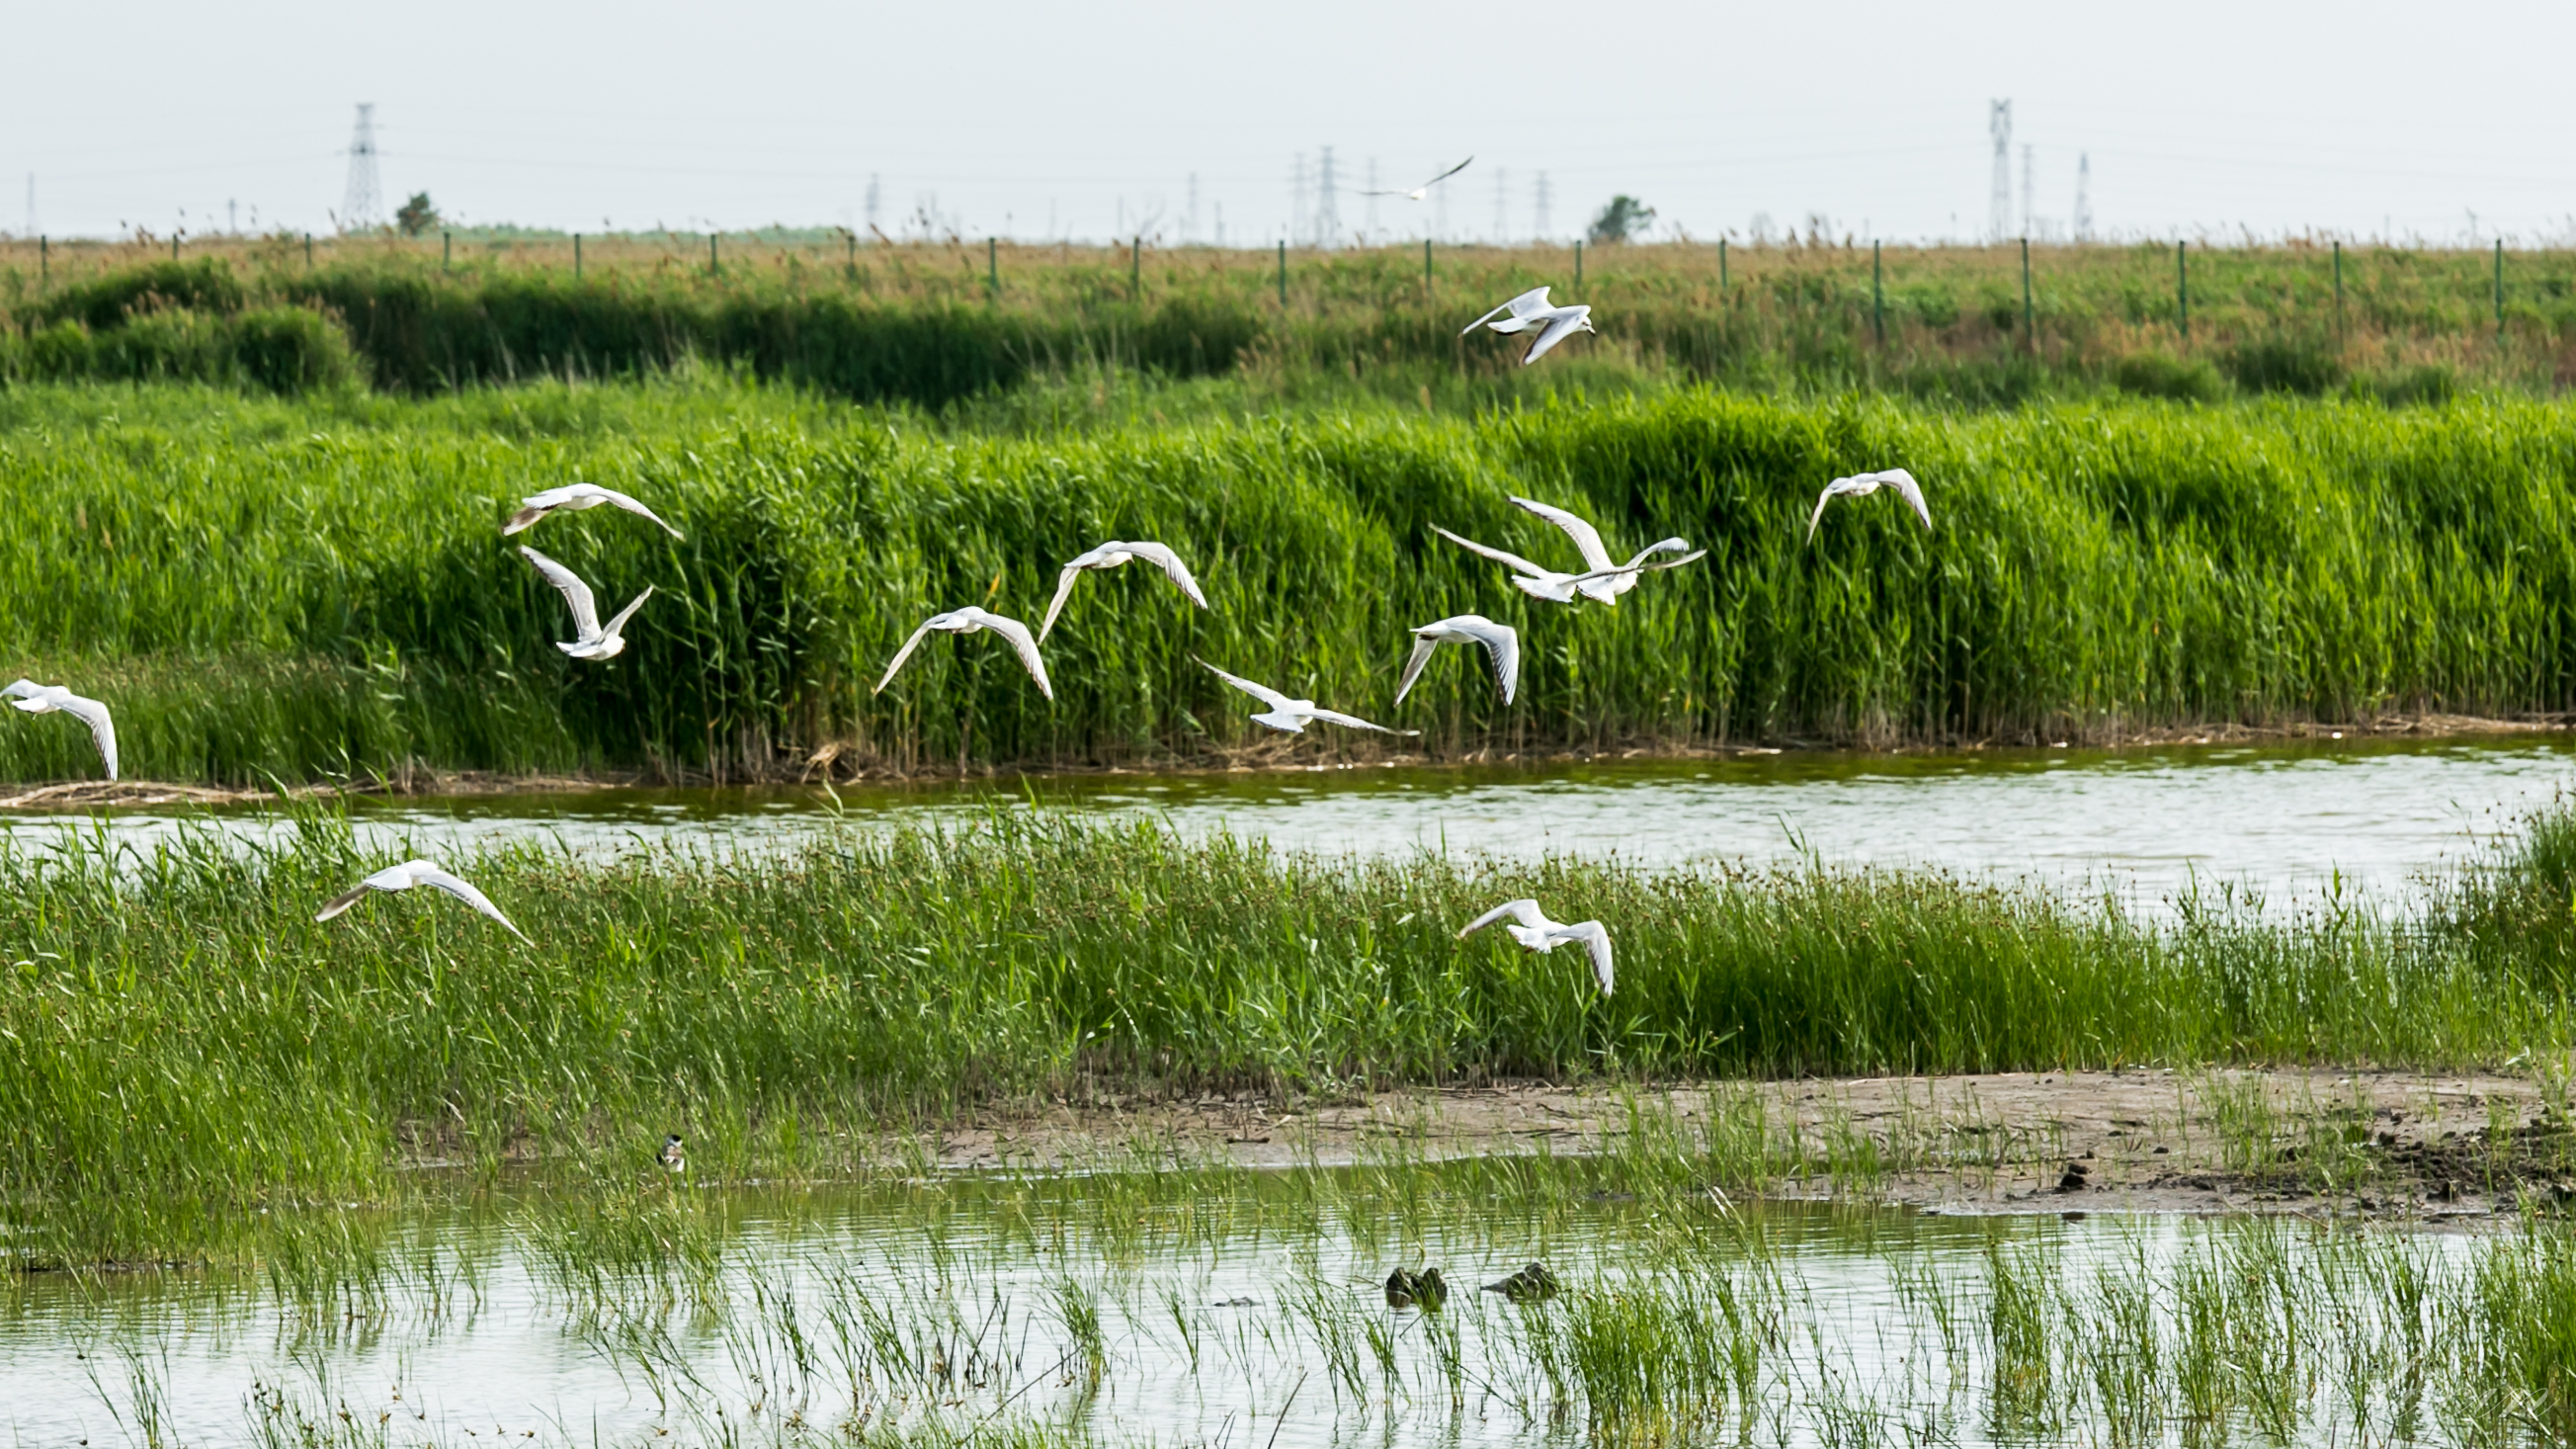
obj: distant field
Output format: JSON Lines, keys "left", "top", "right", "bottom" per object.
{"left": 1, "top": 381, "right": 2573, "bottom": 785}
{"left": 0, "top": 233, "right": 2568, "bottom": 405}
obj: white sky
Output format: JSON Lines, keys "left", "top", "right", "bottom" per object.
{"left": 6, "top": 0, "right": 2572, "bottom": 247}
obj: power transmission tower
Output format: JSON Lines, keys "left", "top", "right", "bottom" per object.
{"left": 2021, "top": 144, "right": 2036, "bottom": 238}
{"left": 1534, "top": 172, "right": 1551, "bottom": 240}
{"left": 1987, "top": 99, "right": 2012, "bottom": 242}
{"left": 1314, "top": 147, "right": 1340, "bottom": 248}
{"left": 1290, "top": 153, "right": 1308, "bottom": 247}
{"left": 1493, "top": 166, "right": 1509, "bottom": 243}
{"left": 341, "top": 103, "right": 381, "bottom": 231}
{"left": 1364, "top": 158, "right": 1380, "bottom": 243}
{"left": 2074, "top": 153, "right": 2093, "bottom": 242}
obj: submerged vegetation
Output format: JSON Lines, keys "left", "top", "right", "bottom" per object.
{"left": 6, "top": 382, "right": 2576, "bottom": 782}
{"left": 3, "top": 799, "right": 2576, "bottom": 1265}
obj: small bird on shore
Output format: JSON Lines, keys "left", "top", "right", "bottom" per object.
{"left": 1457, "top": 899, "right": 1615, "bottom": 996}
{"left": 1361, "top": 156, "right": 1472, "bottom": 201}
{"left": 1460, "top": 287, "right": 1595, "bottom": 365}
{"left": 1039, "top": 541, "right": 1207, "bottom": 640}
{"left": 1431, "top": 527, "right": 1700, "bottom": 606}
{"left": 1200, "top": 660, "right": 1417, "bottom": 736}
{"left": 3, "top": 680, "right": 117, "bottom": 781}
{"left": 503, "top": 482, "right": 684, "bottom": 539}
{"left": 660, "top": 1135, "right": 687, "bottom": 1173}
{"left": 519, "top": 547, "right": 654, "bottom": 661}
{"left": 1481, "top": 1263, "right": 1561, "bottom": 1302}
{"left": 876, "top": 607, "right": 1053, "bottom": 700}
{"left": 1384, "top": 1266, "right": 1450, "bottom": 1309}
{"left": 316, "top": 859, "right": 531, "bottom": 942}
{"left": 1394, "top": 616, "right": 1519, "bottom": 706}
{"left": 1508, "top": 496, "right": 1707, "bottom": 605}
{"left": 1807, "top": 469, "right": 1932, "bottom": 541}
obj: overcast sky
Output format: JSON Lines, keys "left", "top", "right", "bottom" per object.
{"left": 6, "top": 0, "right": 2572, "bottom": 247}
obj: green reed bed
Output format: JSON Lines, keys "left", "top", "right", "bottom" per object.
{"left": 5, "top": 382, "right": 2576, "bottom": 782}
{"left": 4, "top": 803, "right": 2574, "bottom": 1266}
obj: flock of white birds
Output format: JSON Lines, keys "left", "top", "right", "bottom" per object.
{"left": 3, "top": 282, "right": 1935, "bottom": 1000}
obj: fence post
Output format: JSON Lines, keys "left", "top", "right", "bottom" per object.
{"left": 2495, "top": 238, "right": 2505, "bottom": 346}
{"left": 2020, "top": 236, "right": 2034, "bottom": 352}
{"left": 2332, "top": 239, "right": 2344, "bottom": 339}
{"left": 1130, "top": 236, "right": 1141, "bottom": 300}
{"left": 574, "top": 233, "right": 582, "bottom": 280}
{"left": 38, "top": 235, "right": 44, "bottom": 287}
{"left": 442, "top": 229, "right": 451, "bottom": 269}
{"left": 1277, "top": 240, "right": 1287, "bottom": 307}
{"left": 2177, "top": 240, "right": 2190, "bottom": 347}
{"left": 304, "top": 233, "right": 312, "bottom": 268}
{"left": 172, "top": 233, "right": 180, "bottom": 261}
{"left": 846, "top": 231, "right": 856, "bottom": 269}
{"left": 1872, "top": 239, "right": 1885, "bottom": 346}
{"left": 709, "top": 232, "right": 719, "bottom": 275}
{"left": 988, "top": 236, "right": 999, "bottom": 297}
{"left": 1423, "top": 237, "right": 1432, "bottom": 294}
{"left": 1718, "top": 237, "right": 1727, "bottom": 291}
{"left": 1574, "top": 239, "right": 1583, "bottom": 290}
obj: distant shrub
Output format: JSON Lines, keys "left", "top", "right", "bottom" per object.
{"left": 1899, "top": 356, "right": 2048, "bottom": 406}
{"left": 23, "top": 320, "right": 95, "bottom": 379}
{"left": 39, "top": 259, "right": 245, "bottom": 331}
{"left": 2113, "top": 351, "right": 2225, "bottom": 401}
{"left": 2368, "top": 363, "right": 2457, "bottom": 407}
{"left": 92, "top": 307, "right": 234, "bottom": 383}
{"left": 231, "top": 305, "right": 364, "bottom": 394}
{"left": 2225, "top": 337, "right": 2345, "bottom": 395}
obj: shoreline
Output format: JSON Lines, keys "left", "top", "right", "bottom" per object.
{"left": 2, "top": 710, "right": 2565, "bottom": 811}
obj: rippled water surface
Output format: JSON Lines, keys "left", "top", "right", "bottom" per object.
{"left": 7, "top": 735, "right": 2571, "bottom": 907}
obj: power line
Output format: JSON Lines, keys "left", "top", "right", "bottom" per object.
{"left": 341, "top": 103, "right": 380, "bottom": 231}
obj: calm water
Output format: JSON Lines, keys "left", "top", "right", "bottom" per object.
{"left": 0, "top": 1170, "right": 2488, "bottom": 1449}
{"left": 6, "top": 735, "right": 2571, "bottom": 908}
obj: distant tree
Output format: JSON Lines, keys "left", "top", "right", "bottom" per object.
{"left": 394, "top": 192, "right": 441, "bottom": 237}
{"left": 1587, "top": 196, "right": 1656, "bottom": 245}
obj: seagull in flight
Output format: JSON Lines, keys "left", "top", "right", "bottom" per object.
{"left": 3, "top": 680, "right": 116, "bottom": 781}
{"left": 1457, "top": 899, "right": 1615, "bottom": 996}
{"left": 875, "top": 607, "right": 1053, "bottom": 700}
{"left": 520, "top": 547, "right": 654, "bottom": 660}
{"left": 503, "top": 482, "right": 684, "bottom": 539}
{"left": 1460, "top": 287, "right": 1595, "bottom": 364}
{"left": 1504, "top": 496, "right": 1706, "bottom": 604}
{"left": 1361, "top": 156, "right": 1472, "bottom": 201}
{"left": 1199, "top": 660, "right": 1417, "bottom": 736}
{"left": 1394, "top": 616, "right": 1519, "bottom": 706}
{"left": 1807, "top": 469, "right": 1932, "bottom": 541}
{"left": 1429, "top": 529, "right": 1684, "bottom": 605}
{"left": 316, "top": 859, "right": 531, "bottom": 942}
{"left": 1039, "top": 541, "right": 1207, "bottom": 641}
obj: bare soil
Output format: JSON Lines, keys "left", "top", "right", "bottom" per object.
{"left": 938, "top": 1066, "right": 2576, "bottom": 1225}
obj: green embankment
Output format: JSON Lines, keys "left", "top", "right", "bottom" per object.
{"left": 2, "top": 802, "right": 2571, "bottom": 1261}
{"left": 2, "top": 383, "right": 2573, "bottom": 783}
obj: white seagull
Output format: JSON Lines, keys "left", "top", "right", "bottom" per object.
{"left": 875, "top": 607, "right": 1053, "bottom": 700}
{"left": 1807, "top": 469, "right": 1932, "bottom": 541}
{"left": 1506, "top": 496, "right": 1707, "bottom": 604}
{"left": 1460, "top": 287, "right": 1596, "bottom": 365}
{"left": 1457, "top": 899, "right": 1616, "bottom": 996}
{"left": 503, "top": 482, "right": 684, "bottom": 539}
{"left": 316, "top": 859, "right": 531, "bottom": 942}
{"left": 1429, "top": 529, "right": 1676, "bottom": 605}
{"left": 520, "top": 547, "right": 655, "bottom": 660}
{"left": 3, "top": 680, "right": 117, "bottom": 781}
{"left": 1199, "top": 661, "right": 1417, "bottom": 736}
{"left": 1361, "top": 156, "right": 1472, "bottom": 201}
{"left": 1039, "top": 541, "right": 1207, "bottom": 641}
{"left": 1394, "top": 616, "right": 1520, "bottom": 707}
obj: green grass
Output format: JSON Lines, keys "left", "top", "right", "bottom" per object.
{"left": 5, "top": 799, "right": 2576, "bottom": 1265}
{"left": 5, "top": 380, "right": 2576, "bottom": 783}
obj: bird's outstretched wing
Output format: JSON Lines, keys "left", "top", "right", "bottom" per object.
{"left": 1457, "top": 898, "right": 1546, "bottom": 938}
{"left": 1522, "top": 305, "right": 1591, "bottom": 364}
{"left": 1431, "top": 526, "right": 1551, "bottom": 580}
{"left": 599, "top": 586, "right": 656, "bottom": 642}
{"left": 1805, "top": 482, "right": 1853, "bottom": 541}
{"left": 874, "top": 616, "right": 948, "bottom": 695}
{"left": 1392, "top": 636, "right": 1443, "bottom": 707}
{"left": 315, "top": 861, "right": 419, "bottom": 922}
{"left": 1124, "top": 541, "right": 1208, "bottom": 609}
{"left": 2, "top": 679, "right": 38, "bottom": 701}
{"left": 1457, "top": 619, "right": 1520, "bottom": 705}
{"left": 1419, "top": 155, "right": 1472, "bottom": 190}
{"left": 314, "top": 885, "right": 374, "bottom": 922}
{"left": 412, "top": 865, "right": 533, "bottom": 942}
{"left": 974, "top": 611, "right": 1055, "bottom": 701}
{"left": 52, "top": 693, "right": 116, "bottom": 781}
{"left": 1567, "top": 921, "right": 1615, "bottom": 995}
{"left": 1038, "top": 564, "right": 1088, "bottom": 641}
{"left": 1621, "top": 539, "right": 1707, "bottom": 571}
{"left": 1308, "top": 707, "right": 1415, "bottom": 735}
{"left": 503, "top": 486, "right": 577, "bottom": 535}
{"left": 1460, "top": 287, "right": 1551, "bottom": 336}
{"left": 519, "top": 547, "right": 602, "bottom": 636}
{"left": 1198, "top": 660, "right": 1294, "bottom": 712}
{"left": 1881, "top": 469, "right": 1932, "bottom": 529}
{"left": 595, "top": 486, "right": 685, "bottom": 539}
{"left": 1510, "top": 497, "right": 1615, "bottom": 572}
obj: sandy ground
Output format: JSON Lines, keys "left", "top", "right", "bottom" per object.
{"left": 937, "top": 1067, "right": 2572, "bottom": 1224}
{"left": 1, "top": 711, "right": 2564, "bottom": 808}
